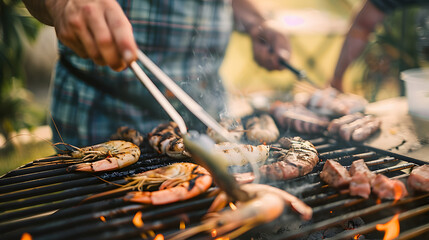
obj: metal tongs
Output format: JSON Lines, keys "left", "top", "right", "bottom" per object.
{"left": 129, "top": 50, "right": 250, "bottom": 202}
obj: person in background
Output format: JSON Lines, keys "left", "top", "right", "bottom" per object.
{"left": 330, "top": 0, "right": 429, "bottom": 92}
{"left": 22, "top": 0, "right": 291, "bottom": 147}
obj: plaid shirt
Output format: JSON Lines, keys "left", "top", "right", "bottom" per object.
{"left": 51, "top": 0, "right": 233, "bottom": 147}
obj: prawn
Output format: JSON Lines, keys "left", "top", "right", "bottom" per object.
{"left": 148, "top": 122, "right": 191, "bottom": 159}
{"left": 170, "top": 183, "right": 312, "bottom": 240}
{"left": 122, "top": 163, "right": 212, "bottom": 205}
{"left": 34, "top": 140, "right": 141, "bottom": 172}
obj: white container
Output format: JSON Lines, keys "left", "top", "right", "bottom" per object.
{"left": 401, "top": 68, "right": 429, "bottom": 120}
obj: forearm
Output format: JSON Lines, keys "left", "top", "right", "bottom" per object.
{"left": 22, "top": 0, "right": 56, "bottom": 26}
{"left": 332, "top": 1, "right": 385, "bottom": 86}
{"left": 232, "top": 0, "right": 266, "bottom": 34}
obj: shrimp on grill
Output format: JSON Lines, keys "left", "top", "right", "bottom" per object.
{"left": 122, "top": 163, "right": 212, "bottom": 205}
{"left": 35, "top": 140, "right": 141, "bottom": 172}
{"left": 170, "top": 183, "right": 312, "bottom": 240}
{"left": 148, "top": 122, "right": 191, "bottom": 159}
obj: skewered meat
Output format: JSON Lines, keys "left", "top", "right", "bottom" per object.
{"left": 207, "top": 118, "right": 244, "bottom": 143}
{"left": 348, "top": 159, "right": 375, "bottom": 199}
{"left": 349, "top": 159, "right": 376, "bottom": 183}
{"left": 148, "top": 122, "right": 191, "bottom": 159}
{"left": 271, "top": 101, "right": 329, "bottom": 134}
{"left": 245, "top": 114, "right": 279, "bottom": 144}
{"left": 213, "top": 142, "right": 269, "bottom": 166}
{"left": 320, "top": 160, "right": 351, "bottom": 188}
{"left": 351, "top": 118, "right": 381, "bottom": 142}
{"left": 349, "top": 172, "right": 371, "bottom": 199}
{"left": 407, "top": 165, "right": 429, "bottom": 192}
{"left": 371, "top": 174, "right": 408, "bottom": 200}
{"left": 259, "top": 137, "right": 319, "bottom": 180}
{"left": 302, "top": 87, "right": 367, "bottom": 117}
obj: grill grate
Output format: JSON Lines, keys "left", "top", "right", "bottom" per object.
{"left": 0, "top": 135, "right": 428, "bottom": 240}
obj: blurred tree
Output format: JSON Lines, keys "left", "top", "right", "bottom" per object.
{"left": 0, "top": 0, "right": 44, "bottom": 150}
{"left": 354, "top": 7, "right": 421, "bottom": 102}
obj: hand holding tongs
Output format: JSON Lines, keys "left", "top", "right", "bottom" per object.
{"left": 130, "top": 50, "right": 233, "bottom": 141}
{"left": 129, "top": 50, "right": 250, "bottom": 202}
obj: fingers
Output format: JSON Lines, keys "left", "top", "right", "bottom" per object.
{"left": 250, "top": 21, "right": 291, "bottom": 71}
{"left": 55, "top": 0, "right": 136, "bottom": 71}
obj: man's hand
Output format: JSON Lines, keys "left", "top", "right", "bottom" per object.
{"left": 249, "top": 20, "right": 291, "bottom": 70}
{"left": 46, "top": 0, "right": 138, "bottom": 71}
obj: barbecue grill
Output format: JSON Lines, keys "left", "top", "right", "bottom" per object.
{"left": 1, "top": 132, "right": 428, "bottom": 240}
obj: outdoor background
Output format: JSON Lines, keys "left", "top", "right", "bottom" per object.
{"left": 0, "top": 0, "right": 422, "bottom": 174}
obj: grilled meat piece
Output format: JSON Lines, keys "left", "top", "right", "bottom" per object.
{"left": 207, "top": 118, "right": 244, "bottom": 143}
{"left": 271, "top": 101, "right": 329, "bottom": 134}
{"left": 349, "top": 159, "right": 376, "bottom": 183}
{"left": 371, "top": 174, "right": 408, "bottom": 200}
{"left": 348, "top": 159, "right": 375, "bottom": 199}
{"left": 338, "top": 115, "right": 381, "bottom": 142}
{"left": 213, "top": 142, "right": 269, "bottom": 166}
{"left": 304, "top": 87, "right": 367, "bottom": 117}
{"left": 245, "top": 114, "right": 279, "bottom": 144}
{"left": 148, "top": 122, "right": 190, "bottom": 159}
{"left": 327, "top": 113, "right": 364, "bottom": 135}
{"left": 320, "top": 160, "right": 351, "bottom": 188}
{"left": 349, "top": 171, "right": 371, "bottom": 199}
{"left": 110, "top": 126, "right": 145, "bottom": 147}
{"left": 259, "top": 137, "right": 319, "bottom": 180}
{"left": 407, "top": 165, "right": 429, "bottom": 192}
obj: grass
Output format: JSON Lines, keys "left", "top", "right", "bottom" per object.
{"left": 0, "top": 141, "right": 56, "bottom": 176}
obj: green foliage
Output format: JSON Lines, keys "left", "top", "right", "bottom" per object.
{"left": 357, "top": 7, "right": 421, "bottom": 101}
{"left": 0, "top": 0, "right": 44, "bottom": 145}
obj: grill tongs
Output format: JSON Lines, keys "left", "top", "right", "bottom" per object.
{"left": 130, "top": 50, "right": 251, "bottom": 202}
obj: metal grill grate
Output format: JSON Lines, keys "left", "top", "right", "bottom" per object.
{"left": 0, "top": 135, "right": 428, "bottom": 240}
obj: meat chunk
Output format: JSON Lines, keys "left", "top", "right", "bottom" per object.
{"left": 305, "top": 87, "right": 367, "bottom": 117}
{"left": 351, "top": 118, "right": 381, "bottom": 142}
{"left": 348, "top": 160, "right": 375, "bottom": 199}
{"left": 207, "top": 118, "right": 244, "bottom": 143}
{"left": 245, "top": 114, "right": 279, "bottom": 144}
{"left": 260, "top": 137, "right": 319, "bottom": 180}
{"left": 327, "top": 113, "right": 364, "bottom": 135}
{"left": 407, "top": 165, "right": 429, "bottom": 192}
{"left": 320, "top": 160, "right": 351, "bottom": 188}
{"left": 270, "top": 101, "right": 329, "bottom": 134}
{"left": 371, "top": 174, "right": 408, "bottom": 200}
{"left": 349, "top": 159, "right": 376, "bottom": 183}
{"left": 349, "top": 172, "right": 371, "bottom": 199}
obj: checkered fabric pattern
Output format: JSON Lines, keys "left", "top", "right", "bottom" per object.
{"left": 51, "top": 0, "right": 233, "bottom": 147}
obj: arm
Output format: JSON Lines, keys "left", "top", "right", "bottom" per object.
{"left": 22, "top": 0, "right": 138, "bottom": 71}
{"left": 232, "top": 0, "right": 291, "bottom": 70}
{"left": 330, "top": 0, "right": 385, "bottom": 91}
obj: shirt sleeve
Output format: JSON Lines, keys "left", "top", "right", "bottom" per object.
{"left": 370, "top": 0, "right": 428, "bottom": 13}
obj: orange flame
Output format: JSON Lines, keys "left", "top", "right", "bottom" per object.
{"left": 148, "top": 230, "right": 155, "bottom": 237}
{"left": 229, "top": 202, "right": 237, "bottom": 211}
{"left": 393, "top": 182, "right": 403, "bottom": 203}
{"left": 179, "top": 220, "right": 186, "bottom": 230}
{"left": 376, "top": 199, "right": 382, "bottom": 204}
{"left": 21, "top": 233, "right": 32, "bottom": 240}
{"left": 211, "top": 229, "right": 217, "bottom": 237}
{"left": 376, "top": 213, "right": 400, "bottom": 240}
{"left": 154, "top": 234, "right": 164, "bottom": 240}
{"left": 99, "top": 216, "right": 106, "bottom": 222}
{"left": 215, "top": 237, "right": 230, "bottom": 240}
{"left": 132, "top": 211, "right": 144, "bottom": 228}
{"left": 353, "top": 234, "right": 361, "bottom": 239}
